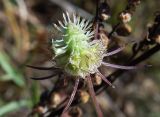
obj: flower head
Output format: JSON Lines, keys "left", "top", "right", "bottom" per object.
{"left": 52, "top": 12, "right": 105, "bottom": 78}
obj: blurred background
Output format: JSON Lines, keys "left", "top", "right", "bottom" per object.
{"left": 0, "top": 0, "right": 160, "bottom": 117}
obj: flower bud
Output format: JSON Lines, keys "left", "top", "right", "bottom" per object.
{"left": 100, "top": 31, "right": 109, "bottom": 48}
{"left": 78, "top": 90, "right": 90, "bottom": 104}
{"left": 155, "top": 12, "right": 160, "bottom": 23}
{"left": 50, "top": 92, "right": 61, "bottom": 108}
{"left": 129, "top": 0, "right": 141, "bottom": 6}
{"left": 119, "top": 12, "right": 132, "bottom": 23}
{"left": 34, "top": 105, "right": 48, "bottom": 114}
{"left": 68, "top": 106, "right": 82, "bottom": 117}
{"left": 99, "top": 2, "right": 111, "bottom": 21}
{"left": 153, "top": 35, "right": 160, "bottom": 44}
{"left": 92, "top": 73, "right": 102, "bottom": 86}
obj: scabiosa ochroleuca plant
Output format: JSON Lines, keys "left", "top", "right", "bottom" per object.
{"left": 51, "top": 12, "right": 136, "bottom": 117}
{"left": 29, "top": 12, "right": 136, "bottom": 117}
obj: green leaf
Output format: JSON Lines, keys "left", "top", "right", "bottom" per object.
{"left": 0, "top": 51, "right": 25, "bottom": 87}
{"left": 30, "top": 81, "right": 40, "bottom": 105}
{"left": 0, "top": 100, "right": 31, "bottom": 116}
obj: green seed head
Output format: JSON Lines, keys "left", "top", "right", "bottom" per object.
{"left": 52, "top": 12, "right": 105, "bottom": 78}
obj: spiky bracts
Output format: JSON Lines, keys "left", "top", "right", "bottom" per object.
{"left": 52, "top": 12, "right": 105, "bottom": 78}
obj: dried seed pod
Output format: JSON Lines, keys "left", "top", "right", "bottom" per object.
{"left": 119, "top": 12, "right": 132, "bottom": 23}
{"left": 50, "top": 92, "right": 61, "bottom": 108}
{"left": 99, "top": 2, "right": 111, "bottom": 21}
{"left": 68, "top": 106, "right": 82, "bottom": 117}
{"left": 153, "top": 35, "right": 160, "bottom": 44}
{"left": 116, "top": 23, "right": 132, "bottom": 36}
{"left": 100, "top": 31, "right": 109, "bottom": 48}
{"left": 78, "top": 90, "right": 90, "bottom": 104}
{"left": 92, "top": 73, "right": 102, "bottom": 86}
{"left": 34, "top": 105, "right": 48, "bottom": 114}
{"left": 155, "top": 12, "right": 160, "bottom": 23}
{"left": 148, "top": 15, "right": 160, "bottom": 44}
{"left": 128, "top": 0, "right": 141, "bottom": 6}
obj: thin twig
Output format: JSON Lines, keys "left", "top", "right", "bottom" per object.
{"left": 94, "top": 0, "right": 100, "bottom": 40}
{"left": 108, "top": 22, "right": 121, "bottom": 38}
{"left": 96, "top": 44, "right": 160, "bottom": 94}
{"left": 30, "top": 73, "right": 57, "bottom": 80}
{"left": 26, "top": 65, "right": 58, "bottom": 70}
{"left": 87, "top": 75, "right": 104, "bottom": 117}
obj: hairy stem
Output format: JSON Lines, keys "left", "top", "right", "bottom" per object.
{"left": 61, "top": 78, "right": 80, "bottom": 116}
{"left": 102, "top": 62, "right": 136, "bottom": 70}
{"left": 86, "top": 75, "right": 104, "bottom": 117}
{"left": 103, "top": 46, "right": 125, "bottom": 57}
{"left": 97, "top": 71, "right": 115, "bottom": 88}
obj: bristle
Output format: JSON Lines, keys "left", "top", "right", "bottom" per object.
{"left": 103, "top": 46, "right": 125, "bottom": 57}
{"left": 62, "top": 78, "right": 80, "bottom": 114}
{"left": 54, "top": 24, "right": 61, "bottom": 31}
{"left": 52, "top": 39, "right": 54, "bottom": 43}
{"left": 83, "top": 20, "right": 90, "bottom": 30}
{"left": 55, "top": 39, "right": 64, "bottom": 43}
{"left": 89, "top": 40, "right": 99, "bottom": 45}
{"left": 73, "top": 13, "right": 76, "bottom": 24}
{"left": 85, "top": 23, "right": 92, "bottom": 30}
{"left": 87, "top": 31, "right": 94, "bottom": 37}
{"left": 80, "top": 19, "right": 86, "bottom": 28}
{"left": 66, "top": 12, "right": 71, "bottom": 23}
{"left": 88, "top": 35, "right": 94, "bottom": 39}
{"left": 86, "top": 31, "right": 90, "bottom": 36}
{"left": 86, "top": 75, "right": 104, "bottom": 117}
{"left": 63, "top": 13, "right": 68, "bottom": 25}
{"left": 60, "top": 45, "right": 68, "bottom": 50}
{"left": 58, "top": 20, "right": 66, "bottom": 29}
{"left": 62, "top": 34, "right": 68, "bottom": 37}
{"left": 102, "top": 62, "right": 136, "bottom": 70}
{"left": 97, "top": 71, "right": 115, "bottom": 88}
{"left": 76, "top": 16, "right": 80, "bottom": 25}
